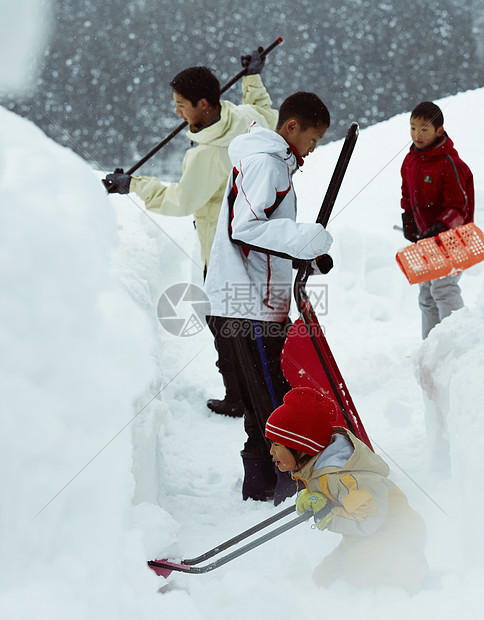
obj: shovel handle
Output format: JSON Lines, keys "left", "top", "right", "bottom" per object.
{"left": 294, "top": 122, "right": 359, "bottom": 310}
{"left": 218, "top": 37, "right": 284, "bottom": 96}
{"left": 316, "top": 122, "right": 359, "bottom": 227}
{"left": 126, "top": 37, "right": 283, "bottom": 175}
{"left": 183, "top": 503, "right": 295, "bottom": 565}
{"left": 148, "top": 509, "right": 312, "bottom": 577}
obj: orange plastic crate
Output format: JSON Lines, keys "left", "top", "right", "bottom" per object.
{"left": 396, "top": 223, "right": 484, "bottom": 284}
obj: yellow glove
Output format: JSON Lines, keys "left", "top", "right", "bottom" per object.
{"left": 296, "top": 489, "right": 333, "bottom": 531}
{"left": 296, "top": 489, "right": 326, "bottom": 513}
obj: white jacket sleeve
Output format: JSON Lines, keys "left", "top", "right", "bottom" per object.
{"left": 230, "top": 156, "right": 333, "bottom": 260}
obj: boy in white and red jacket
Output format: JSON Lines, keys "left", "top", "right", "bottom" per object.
{"left": 400, "top": 101, "right": 474, "bottom": 338}
{"left": 205, "top": 92, "right": 333, "bottom": 505}
{"left": 266, "top": 387, "right": 428, "bottom": 592}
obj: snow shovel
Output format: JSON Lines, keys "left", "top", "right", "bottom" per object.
{"left": 280, "top": 122, "right": 373, "bottom": 449}
{"left": 147, "top": 504, "right": 320, "bottom": 578}
{"left": 395, "top": 222, "right": 484, "bottom": 285}
{"left": 126, "top": 37, "right": 283, "bottom": 175}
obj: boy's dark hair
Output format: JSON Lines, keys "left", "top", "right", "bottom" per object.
{"left": 277, "top": 92, "right": 330, "bottom": 130}
{"left": 170, "top": 66, "right": 221, "bottom": 107}
{"left": 411, "top": 101, "right": 444, "bottom": 129}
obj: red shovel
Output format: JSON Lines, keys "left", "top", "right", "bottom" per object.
{"left": 281, "top": 122, "right": 372, "bottom": 449}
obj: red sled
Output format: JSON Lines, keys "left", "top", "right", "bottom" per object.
{"left": 281, "top": 123, "right": 372, "bottom": 450}
{"left": 281, "top": 290, "right": 372, "bottom": 449}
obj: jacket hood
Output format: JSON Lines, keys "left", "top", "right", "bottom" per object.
{"left": 410, "top": 132, "right": 458, "bottom": 160}
{"left": 185, "top": 100, "right": 237, "bottom": 147}
{"left": 186, "top": 100, "right": 277, "bottom": 149}
{"left": 295, "top": 427, "right": 390, "bottom": 481}
{"left": 228, "top": 122, "right": 299, "bottom": 172}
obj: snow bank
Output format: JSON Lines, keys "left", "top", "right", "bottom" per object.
{"left": 0, "top": 107, "right": 164, "bottom": 618}
{"left": 416, "top": 293, "right": 484, "bottom": 567}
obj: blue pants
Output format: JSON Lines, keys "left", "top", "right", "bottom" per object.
{"left": 206, "top": 316, "right": 291, "bottom": 456}
{"left": 206, "top": 316, "right": 298, "bottom": 503}
{"left": 418, "top": 274, "right": 464, "bottom": 339}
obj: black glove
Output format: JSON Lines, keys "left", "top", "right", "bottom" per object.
{"left": 102, "top": 168, "right": 132, "bottom": 194}
{"left": 241, "top": 47, "right": 265, "bottom": 75}
{"left": 402, "top": 212, "right": 419, "bottom": 243}
{"left": 292, "top": 255, "right": 333, "bottom": 275}
{"left": 292, "top": 258, "right": 310, "bottom": 271}
{"left": 419, "top": 221, "right": 447, "bottom": 240}
{"left": 316, "top": 254, "right": 333, "bottom": 275}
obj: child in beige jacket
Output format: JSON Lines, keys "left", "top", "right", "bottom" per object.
{"left": 266, "top": 387, "right": 428, "bottom": 592}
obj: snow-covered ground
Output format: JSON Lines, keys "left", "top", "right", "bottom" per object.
{"left": 1, "top": 86, "right": 483, "bottom": 619}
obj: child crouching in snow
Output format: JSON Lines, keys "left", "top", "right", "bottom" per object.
{"left": 265, "top": 387, "right": 428, "bottom": 592}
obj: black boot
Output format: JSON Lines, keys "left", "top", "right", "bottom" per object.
{"left": 206, "top": 397, "right": 245, "bottom": 418}
{"left": 273, "top": 468, "right": 297, "bottom": 506}
{"left": 206, "top": 316, "right": 246, "bottom": 418}
{"left": 241, "top": 453, "right": 277, "bottom": 501}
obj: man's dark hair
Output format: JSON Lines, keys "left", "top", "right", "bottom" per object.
{"left": 277, "top": 92, "right": 331, "bottom": 130}
{"left": 411, "top": 101, "right": 444, "bottom": 129}
{"left": 170, "top": 66, "right": 221, "bottom": 107}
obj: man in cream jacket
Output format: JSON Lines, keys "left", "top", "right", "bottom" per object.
{"left": 104, "top": 50, "right": 277, "bottom": 418}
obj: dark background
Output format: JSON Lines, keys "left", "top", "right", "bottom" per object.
{"left": 3, "top": 0, "right": 484, "bottom": 180}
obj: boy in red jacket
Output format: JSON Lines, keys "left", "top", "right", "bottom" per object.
{"left": 400, "top": 101, "right": 474, "bottom": 338}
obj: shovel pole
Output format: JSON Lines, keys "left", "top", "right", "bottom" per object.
{"left": 126, "top": 36, "right": 283, "bottom": 175}
{"left": 316, "top": 122, "right": 359, "bottom": 227}
{"left": 181, "top": 503, "right": 295, "bottom": 566}
{"left": 291, "top": 122, "right": 371, "bottom": 445}
{"left": 148, "top": 507, "right": 312, "bottom": 577}
{"left": 294, "top": 122, "right": 359, "bottom": 309}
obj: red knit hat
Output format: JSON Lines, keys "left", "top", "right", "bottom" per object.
{"left": 265, "top": 387, "right": 337, "bottom": 455}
